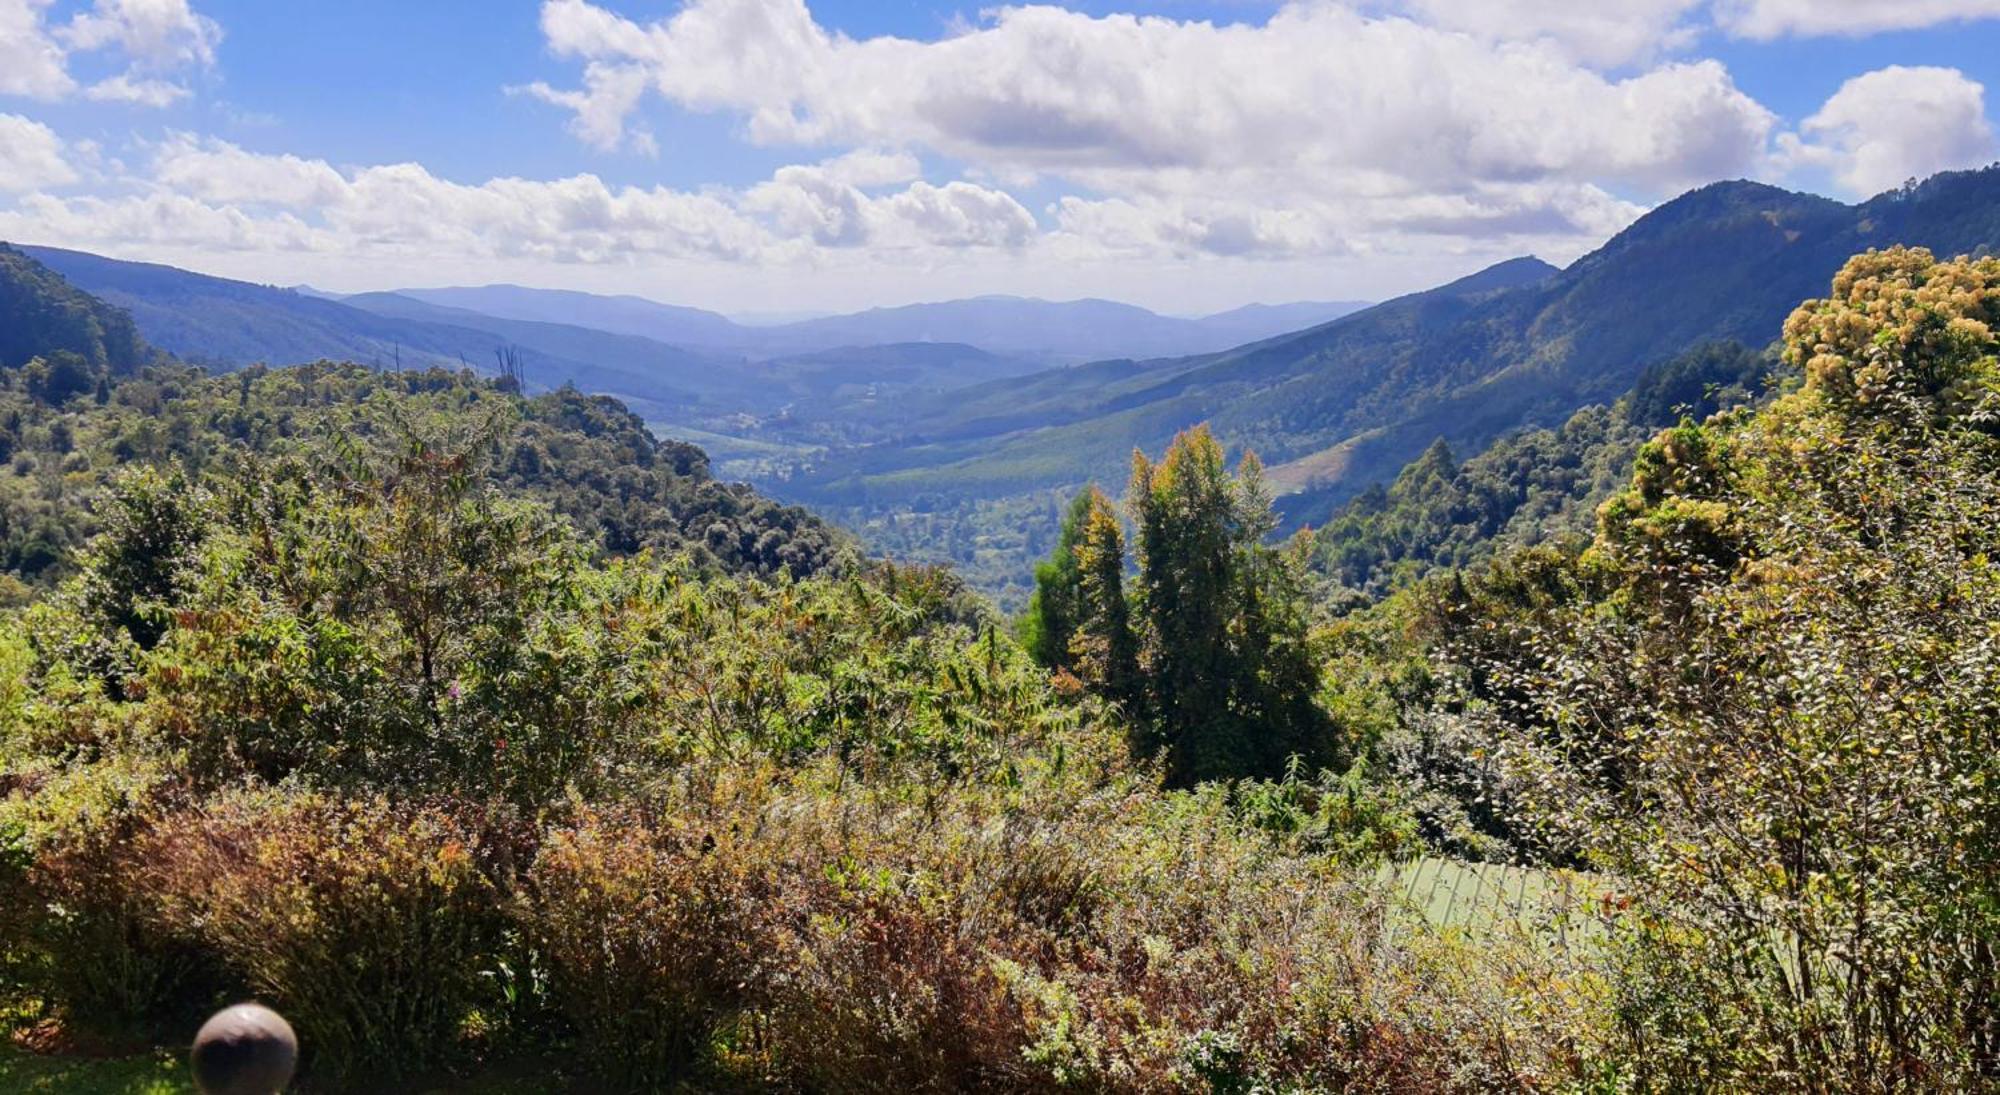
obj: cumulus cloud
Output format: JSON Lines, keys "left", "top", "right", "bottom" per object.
{"left": 529, "top": 0, "right": 1775, "bottom": 197}
{"left": 0, "top": 112, "right": 76, "bottom": 192}
{"left": 1780, "top": 66, "right": 1996, "bottom": 196}
{"left": 6, "top": 135, "right": 1038, "bottom": 267}
{"left": 60, "top": 0, "right": 221, "bottom": 69}
{"left": 1716, "top": 0, "right": 2000, "bottom": 39}
{"left": 83, "top": 72, "right": 191, "bottom": 106}
{"left": 0, "top": 0, "right": 76, "bottom": 99}
{"left": 1051, "top": 179, "right": 1646, "bottom": 260}
{"left": 0, "top": 0, "right": 219, "bottom": 108}
{"left": 513, "top": 0, "right": 1789, "bottom": 265}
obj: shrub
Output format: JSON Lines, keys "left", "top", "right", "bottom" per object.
{"left": 517, "top": 807, "right": 777, "bottom": 1089}
{"left": 0, "top": 754, "right": 197, "bottom": 1033}
{"left": 766, "top": 890, "right": 1039, "bottom": 1093}
{"left": 141, "top": 791, "right": 506, "bottom": 1083}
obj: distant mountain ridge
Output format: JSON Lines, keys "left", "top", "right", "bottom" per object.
{"left": 782, "top": 168, "right": 2000, "bottom": 534}
{"left": 394, "top": 284, "right": 746, "bottom": 351}
{"left": 15, "top": 245, "right": 735, "bottom": 422}
{"left": 12, "top": 247, "right": 1376, "bottom": 413}
{"left": 376, "top": 284, "right": 1369, "bottom": 364}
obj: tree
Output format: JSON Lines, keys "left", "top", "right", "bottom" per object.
{"left": 1464, "top": 248, "right": 2000, "bottom": 1086}
{"left": 1017, "top": 490, "right": 1095, "bottom": 670}
{"left": 1068, "top": 487, "right": 1138, "bottom": 709}
{"left": 1120, "top": 426, "right": 1335, "bottom": 785}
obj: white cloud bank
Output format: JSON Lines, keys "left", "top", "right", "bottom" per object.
{"left": 4, "top": 0, "right": 2000, "bottom": 311}
{"left": 529, "top": 0, "right": 1775, "bottom": 192}
{"left": 1, "top": 134, "right": 1042, "bottom": 265}
{"left": 517, "top": 0, "right": 1803, "bottom": 264}
{"left": 0, "top": 113, "right": 76, "bottom": 192}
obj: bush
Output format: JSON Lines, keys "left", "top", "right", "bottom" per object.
{"left": 0, "top": 754, "right": 197, "bottom": 1033}
{"left": 141, "top": 791, "right": 507, "bottom": 1083}
{"left": 517, "top": 807, "right": 776, "bottom": 1089}
{"left": 767, "top": 890, "right": 1038, "bottom": 1093}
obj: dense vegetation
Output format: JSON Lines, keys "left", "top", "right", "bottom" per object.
{"left": 0, "top": 244, "right": 153, "bottom": 414}
{"left": 4, "top": 244, "right": 2000, "bottom": 1092}
{"left": 1022, "top": 430, "right": 1335, "bottom": 785}
{"left": 1312, "top": 340, "right": 1774, "bottom": 596}
{"left": 0, "top": 356, "right": 841, "bottom": 593}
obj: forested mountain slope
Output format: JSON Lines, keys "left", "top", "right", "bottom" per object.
{"left": 14, "top": 245, "right": 740, "bottom": 418}
{"left": 393, "top": 283, "right": 747, "bottom": 350}
{"left": 1310, "top": 341, "right": 1776, "bottom": 595}
{"left": 785, "top": 169, "right": 2000, "bottom": 532}
{"left": 0, "top": 244, "right": 150, "bottom": 375}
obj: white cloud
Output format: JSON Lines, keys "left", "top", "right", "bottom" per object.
{"left": 529, "top": 0, "right": 1775, "bottom": 200}
{"left": 1716, "top": 0, "right": 2000, "bottom": 39}
{"left": 1780, "top": 66, "right": 1996, "bottom": 196}
{"left": 879, "top": 181, "right": 1037, "bottom": 248}
{"left": 84, "top": 72, "right": 190, "bottom": 106}
{"left": 0, "top": 190, "right": 323, "bottom": 251}
{"left": 10, "top": 135, "right": 1037, "bottom": 268}
{"left": 0, "top": 0, "right": 219, "bottom": 108}
{"left": 1052, "top": 179, "right": 1646, "bottom": 260}
{"left": 817, "top": 148, "right": 922, "bottom": 189}
{"left": 153, "top": 132, "right": 352, "bottom": 206}
{"left": 1397, "top": 0, "right": 1706, "bottom": 67}
{"left": 0, "top": 0, "right": 76, "bottom": 99}
{"left": 0, "top": 112, "right": 76, "bottom": 192}
{"left": 61, "top": 0, "right": 220, "bottom": 69}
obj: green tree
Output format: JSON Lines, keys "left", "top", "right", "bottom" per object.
{"left": 1464, "top": 248, "right": 2000, "bottom": 1086}
{"left": 1017, "top": 490, "right": 1095, "bottom": 669}
{"left": 1122, "top": 426, "right": 1334, "bottom": 785}
{"left": 1068, "top": 487, "right": 1138, "bottom": 709}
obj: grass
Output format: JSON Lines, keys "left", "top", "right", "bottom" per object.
{"left": 0, "top": 1043, "right": 189, "bottom": 1094}
{"left": 0, "top": 1037, "right": 575, "bottom": 1094}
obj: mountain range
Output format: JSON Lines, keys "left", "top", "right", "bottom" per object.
{"left": 386, "top": 284, "right": 1369, "bottom": 363}
{"left": 780, "top": 169, "right": 2000, "bottom": 531}
{"left": 13, "top": 244, "right": 1369, "bottom": 429}
{"left": 14, "top": 166, "right": 2000, "bottom": 601}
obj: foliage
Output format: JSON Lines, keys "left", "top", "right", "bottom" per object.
{"left": 1016, "top": 488, "right": 1094, "bottom": 670}
{"left": 1026, "top": 427, "right": 1340, "bottom": 785}
{"left": 516, "top": 807, "right": 773, "bottom": 1086}
{"left": 140, "top": 791, "right": 508, "bottom": 1084}
{"left": 0, "top": 361, "right": 843, "bottom": 591}
{"left": 18, "top": 248, "right": 2000, "bottom": 1090}
{"left": 1312, "top": 341, "right": 1773, "bottom": 597}
{"left": 1455, "top": 248, "right": 2000, "bottom": 1087}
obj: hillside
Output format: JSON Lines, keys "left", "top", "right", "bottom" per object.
{"left": 782, "top": 169, "right": 2000, "bottom": 558}
{"left": 0, "top": 244, "right": 150, "bottom": 375}
{"left": 14, "top": 246, "right": 742, "bottom": 421}
{"left": 757, "top": 294, "right": 1370, "bottom": 363}
{"left": 785, "top": 255, "right": 1562, "bottom": 503}
{"left": 393, "top": 283, "right": 747, "bottom": 350}
{"left": 0, "top": 254, "right": 843, "bottom": 587}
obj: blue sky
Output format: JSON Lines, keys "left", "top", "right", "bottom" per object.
{"left": 2, "top": 0, "right": 1999, "bottom": 315}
